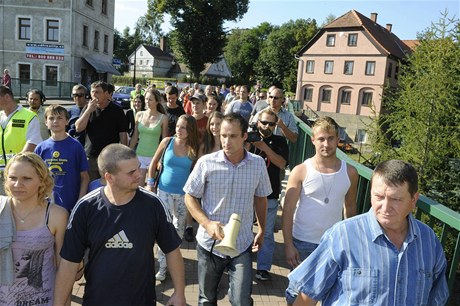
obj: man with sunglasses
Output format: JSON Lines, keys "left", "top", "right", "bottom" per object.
{"left": 248, "top": 108, "right": 289, "bottom": 281}
{"left": 67, "top": 84, "right": 88, "bottom": 146}
{"left": 251, "top": 87, "right": 298, "bottom": 143}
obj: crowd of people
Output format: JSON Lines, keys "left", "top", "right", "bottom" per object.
{"left": 0, "top": 79, "right": 450, "bottom": 305}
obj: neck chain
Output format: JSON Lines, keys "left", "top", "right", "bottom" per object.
{"left": 11, "top": 201, "right": 40, "bottom": 224}
{"left": 315, "top": 158, "right": 339, "bottom": 204}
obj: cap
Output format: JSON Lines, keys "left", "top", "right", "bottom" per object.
{"left": 190, "top": 93, "right": 206, "bottom": 103}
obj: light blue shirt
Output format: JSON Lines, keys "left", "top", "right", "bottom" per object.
{"left": 287, "top": 210, "right": 449, "bottom": 306}
{"left": 183, "top": 150, "right": 272, "bottom": 257}
{"left": 224, "top": 99, "right": 253, "bottom": 122}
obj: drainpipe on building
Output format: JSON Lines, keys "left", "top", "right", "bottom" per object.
{"left": 294, "top": 54, "right": 303, "bottom": 102}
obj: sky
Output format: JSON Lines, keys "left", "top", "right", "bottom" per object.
{"left": 114, "top": 0, "right": 459, "bottom": 40}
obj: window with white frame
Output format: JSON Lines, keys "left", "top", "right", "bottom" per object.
{"left": 45, "top": 65, "right": 58, "bottom": 86}
{"left": 46, "top": 19, "right": 59, "bottom": 42}
{"left": 326, "top": 34, "right": 335, "bottom": 47}
{"left": 306, "top": 60, "right": 314, "bottom": 73}
{"left": 321, "top": 88, "right": 331, "bottom": 103}
{"left": 365, "top": 61, "right": 376, "bottom": 75}
{"left": 361, "top": 91, "right": 373, "bottom": 106}
{"left": 19, "top": 63, "right": 31, "bottom": 84}
{"left": 303, "top": 87, "right": 313, "bottom": 102}
{"left": 324, "top": 61, "right": 334, "bottom": 74}
{"left": 18, "top": 17, "right": 31, "bottom": 40}
{"left": 344, "top": 61, "right": 354, "bottom": 75}
{"left": 340, "top": 89, "right": 351, "bottom": 104}
{"left": 348, "top": 34, "right": 358, "bottom": 46}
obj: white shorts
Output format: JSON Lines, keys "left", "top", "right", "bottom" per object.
{"left": 138, "top": 155, "right": 153, "bottom": 169}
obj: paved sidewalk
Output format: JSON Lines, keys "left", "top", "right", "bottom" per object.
{"left": 70, "top": 208, "right": 291, "bottom": 305}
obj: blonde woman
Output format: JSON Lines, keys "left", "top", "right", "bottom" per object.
{"left": 129, "top": 88, "right": 168, "bottom": 186}
{"left": 0, "top": 152, "right": 68, "bottom": 306}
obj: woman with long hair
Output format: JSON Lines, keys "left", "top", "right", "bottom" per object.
{"left": 0, "top": 152, "right": 68, "bottom": 306}
{"left": 146, "top": 114, "right": 199, "bottom": 281}
{"left": 199, "top": 111, "right": 223, "bottom": 157}
{"left": 126, "top": 94, "right": 145, "bottom": 138}
{"left": 129, "top": 89, "right": 168, "bottom": 186}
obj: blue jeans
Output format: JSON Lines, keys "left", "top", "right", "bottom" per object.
{"left": 256, "top": 198, "right": 279, "bottom": 271}
{"left": 285, "top": 239, "right": 319, "bottom": 304}
{"left": 197, "top": 244, "right": 253, "bottom": 306}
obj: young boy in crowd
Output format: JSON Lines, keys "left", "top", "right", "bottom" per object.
{"left": 35, "top": 105, "right": 89, "bottom": 212}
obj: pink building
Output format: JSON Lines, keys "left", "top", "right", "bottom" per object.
{"left": 295, "top": 10, "right": 415, "bottom": 144}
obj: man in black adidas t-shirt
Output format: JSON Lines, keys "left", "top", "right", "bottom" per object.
{"left": 54, "top": 144, "right": 185, "bottom": 306}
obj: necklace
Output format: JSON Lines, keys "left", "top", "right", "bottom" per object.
{"left": 315, "top": 158, "right": 339, "bottom": 204}
{"left": 12, "top": 204, "right": 39, "bottom": 224}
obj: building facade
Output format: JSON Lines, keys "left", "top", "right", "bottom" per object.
{"left": 295, "top": 10, "right": 413, "bottom": 144}
{"left": 0, "top": 0, "right": 119, "bottom": 97}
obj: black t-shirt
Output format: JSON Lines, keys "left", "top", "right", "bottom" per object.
{"left": 164, "top": 104, "right": 185, "bottom": 136}
{"left": 84, "top": 102, "right": 129, "bottom": 157}
{"left": 61, "top": 188, "right": 181, "bottom": 305}
{"left": 250, "top": 134, "right": 289, "bottom": 199}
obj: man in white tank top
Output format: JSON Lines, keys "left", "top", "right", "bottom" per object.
{"left": 282, "top": 117, "right": 358, "bottom": 304}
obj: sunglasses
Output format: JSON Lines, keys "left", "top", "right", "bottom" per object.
{"left": 72, "top": 93, "right": 85, "bottom": 98}
{"left": 259, "top": 120, "right": 276, "bottom": 127}
{"left": 269, "top": 95, "right": 282, "bottom": 100}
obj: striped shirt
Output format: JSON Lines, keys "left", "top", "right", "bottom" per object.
{"left": 183, "top": 150, "right": 272, "bottom": 257}
{"left": 288, "top": 210, "right": 449, "bottom": 306}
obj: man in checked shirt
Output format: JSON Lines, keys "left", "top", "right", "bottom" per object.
{"left": 184, "top": 113, "right": 272, "bottom": 305}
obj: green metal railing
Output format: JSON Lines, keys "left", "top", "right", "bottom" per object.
{"left": 289, "top": 115, "right": 460, "bottom": 297}
{"left": 9, "top": 78, "right": 75, "bottom": 99}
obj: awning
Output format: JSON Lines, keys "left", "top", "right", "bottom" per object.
{"left": 84, "top": 57, "right": 121, "bottom": 75}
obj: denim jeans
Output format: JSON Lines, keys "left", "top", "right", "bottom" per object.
{"left": 256, "top": 198, "right": 279, "bottom": 271}
{"left": 157, "top": 189, "right": 187, "bottom": 270}
{"left": 197, "top": 244, "right": 253, "bottom": 306}
{"left": 285, "top": 238, "right": 319, "bottom": 304}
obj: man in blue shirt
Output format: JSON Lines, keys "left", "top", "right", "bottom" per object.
{"left": 287, "top": 159, "right": 449, "bottom": 306}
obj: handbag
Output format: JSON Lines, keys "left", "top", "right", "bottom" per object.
{"left": 153, "top": 138, "right": 173, "bottom": 191}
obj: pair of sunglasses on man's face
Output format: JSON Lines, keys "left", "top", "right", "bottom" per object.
{"left": 72, "top": 93, "right": 85, "bottom": 98}
{"left": 259, "top": 120, "right": 276, "bottom": 127}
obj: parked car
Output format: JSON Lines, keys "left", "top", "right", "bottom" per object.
{"left": 112, "top": 86, "right": 134, "bottom": 109}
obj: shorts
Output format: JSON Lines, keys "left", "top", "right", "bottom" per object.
{"left": 138, "top": 155, "right": 153, "bottom": 169}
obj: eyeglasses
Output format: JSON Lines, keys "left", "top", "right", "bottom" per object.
{"left": 72, "top": 93, "right": 85, "bottom": 98}
{"left": 259, "top": 120, "right": 276, "bottom": 127}
{"left": 269, "top": 95, "right": 282, "bottom": 100}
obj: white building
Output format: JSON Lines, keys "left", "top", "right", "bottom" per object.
{"left": 0, "top": 0, "right": 120, "bottom": 97}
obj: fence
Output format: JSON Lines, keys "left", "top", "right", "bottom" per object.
{"left": 9, "top": 78, "right": 75, "bottom": 99}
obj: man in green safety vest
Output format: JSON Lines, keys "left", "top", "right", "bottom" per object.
{"left": 0, "top": 86, "right": 42, "bottom": 194}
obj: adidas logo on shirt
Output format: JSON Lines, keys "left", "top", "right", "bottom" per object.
{"left": 105, "top": 230, "right": 133, "bottom": 249}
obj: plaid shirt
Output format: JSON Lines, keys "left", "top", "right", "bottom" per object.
{"left": 184, "top": 150, "right": 272, "bottom": 257}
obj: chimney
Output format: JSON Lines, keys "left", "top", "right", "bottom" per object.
{"left": 370, "top": 13, "right": 378, "bottom": 23}
{"left": 386, "top": 24, "right": 392, "bottom": 32}
{"left": 160, "top": 37, "right": 168, "bottom": 52}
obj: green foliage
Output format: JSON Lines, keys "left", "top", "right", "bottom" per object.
{"left": 254, "top": 19, "right": 318, "bottom": 91}
{"left": 149, "top": 0, "right": 249, "bottom": 78}
{"left": 371, "top": 12, "right": 460, "bottom": 210}
{"left": 224, "top": 23, "right": 274, "bottom": 84}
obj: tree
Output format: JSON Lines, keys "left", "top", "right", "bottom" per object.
{"left": 113, "top": 27, "right": 145, "bottom": 73}
{"left": 371, "top": 12, "right": 460, "bottom": 211}
{"left": 224, "top": 23, "right": 274, "bottom": 84}
{"left": 149, "top": 0, "right": 249, "bottom": 78}
{"left": 254, "top": 19, "right": 318, "bottom": 91}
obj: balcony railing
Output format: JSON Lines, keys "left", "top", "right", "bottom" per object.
{"left": 289, "top": 115, "right": 460, "bottom": 297}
